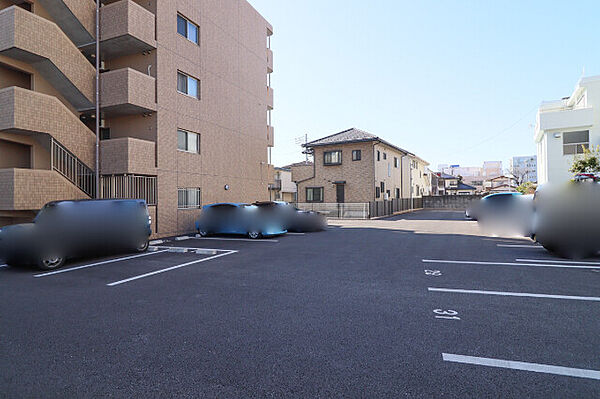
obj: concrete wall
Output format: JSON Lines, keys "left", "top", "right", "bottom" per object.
{"left": 423, "top": 195, "right": 484, "bottom": 210}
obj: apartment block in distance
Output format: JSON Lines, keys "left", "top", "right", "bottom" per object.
{"left": 291, "top": 128, "right": 429, "bottom": 203}
{"left": 0, "top": 0, "right": 274, "bottom": 236}
{"left": 535, "top": 75, "right": 599, "bottom": 184}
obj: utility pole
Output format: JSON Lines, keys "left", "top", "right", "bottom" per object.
{"left": 95, "top": 0, "right": 100, "bottom": 198}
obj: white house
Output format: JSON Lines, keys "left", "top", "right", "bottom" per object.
{"left": 535, "top": 75, "right": 600, "bottom": 184}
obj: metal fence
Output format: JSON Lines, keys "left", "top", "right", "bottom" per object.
{"left": 100, "top": 174, "right": 157, "bottom": 205}
{"left": 295, "top": 198, "right": 423, "bottom": 219}
{"left": 295, "top": 202, "right": 370, "bottom": 219}
{"left": 51, "top": 138, "right": 95, "bottom": 197}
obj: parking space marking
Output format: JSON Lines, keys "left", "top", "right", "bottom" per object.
{"left": 497, "top": 244, "right": 543, "bottom": 248}
{"left": 442, "top": 353, "right": 600, "bottom": 380}
{"left": 34, "top": 250, "right": 170, "bottom": 277}
{"left": 517, "top": 258, "right": 600, "bottom": 265}
{"left": 422, "top": 259, "right": 600, "bottom": 270}
{"left": 107, "top": 250, "right": 237, "bottom": 287}
{"left": 286, "top": 232, "right": 305, "bottom": 235}
{"left": 192, "top": 237, "right": 278, "bottom": 243}
{"left": 429, "top": 287, "right": 600, "bottom": 302}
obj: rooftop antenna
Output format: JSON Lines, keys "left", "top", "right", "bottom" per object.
{"left": 295, "top": 133, "right": 309, "bottom": 162}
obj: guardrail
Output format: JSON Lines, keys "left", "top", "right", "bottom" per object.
{"left": 51, "top": 138, "right": 95, "bottom": 197}
{"left": 100, "top": 174, "right": 157, "bottom": 205}
{"left": 295, "top": 198, "right": 424, "bottom": 219}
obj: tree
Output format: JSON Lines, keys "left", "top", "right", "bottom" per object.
{"left": 569, "top": 145, "right": 600, "bottom": 175}
{"left": 516, "top": 181, "right": 536, "bottom": 195}
{"left": 508, "top": 157, "right": 536, "bottom": 185}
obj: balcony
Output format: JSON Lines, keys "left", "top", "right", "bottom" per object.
{"left": 266, "top": 86, "right": 274, "bottom": 110}
{"left": 267, "top": 48, "right": 273, "bottom": 73}
{"left": 100, "top": 68, "right": 157, "bottom": 116}
{"left": 537, "top": 107, "right": 593, "bottom": 132}
{"left": 0, "top": 168, "right": 88, "bottom": 211}
{"left": 100, "top": 137, "right": 156, "bottom": 175}
{"left": 267, "top": 125, "right": 274, "bottom": 147}
{"left": 0, "top": 87, "right": 96, "bottom": 166}
{"left": 0, "top": 6, "right": 95, "bottom": 109}
{"left": 79, "top": 0, "right": 156, "bottom": 59}
{"left": 269, "top": 179, "right": 282, "bottom": 191}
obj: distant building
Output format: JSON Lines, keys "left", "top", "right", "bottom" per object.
{"left": 509, "top": 156, "right": 537, "bottom": 184}
{"left": 482, "top": 161, "right": 503, "bottom": 179}
{"left": 435, "top": 173, "right": 476, "bottom": 195}
{"left": 291, "top": 128, "right": 430, "bottom": 203}
{"left": 484, "top": 175, "right": 518, "bottom": 193}
{"left": 270, "top": 167, "right": 297, "bottom": 202}
{"left": 535, "top": 75, "right": 599, "bottom": 184}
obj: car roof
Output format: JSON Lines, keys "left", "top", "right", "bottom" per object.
{"left": 203, "top": 202, "right": 246, "bottom": 209}
{"left": 482, "top": 192, "right": 522, "bottom": 200}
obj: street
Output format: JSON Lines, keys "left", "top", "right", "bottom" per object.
{"left": 1, "top": 210, "right": 599, "bottom": 397}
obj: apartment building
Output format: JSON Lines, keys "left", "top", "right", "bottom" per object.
{"left": 0, "top": 0, "right": 274, "bottom": 236}
{"left": 291, "top": 128, "right": 429, "bottom": 203}
{"left": 509, "top": 155, "right": 537, "bottom": 183}
{"left": 270, "top": 166, "right": 296, "bottom": 202}
{"left": 535, "top": 75, "right": 599, "bottom": 184}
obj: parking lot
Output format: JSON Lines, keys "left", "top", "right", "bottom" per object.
{"left": 1, "top": 210, "right": 599, "bottom": 397}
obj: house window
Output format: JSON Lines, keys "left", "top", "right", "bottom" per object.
{"left": 306, "top": 187, "right": 323, "bottom": 202}
{"left": 352, "top": 150, "right": 361, "bottom": 161}
{"left": 563, "top": 130, "right": 589, "bottom": 155}
{"left": 375, "top": 186, "right": 381, "bottom": 198}
{"left": 377, "top": 150, "right": 380, "bottom": 161}
{"left": 383, "top": 153, "right": 387, "bottom": 160}
{"left": 323, "top": 150, "right": 342, "bottom": 165}
{"left": 177, "top": 129, "right": 200, "bottom": 153}
{"left": 177, "top": 14, "right": 199, "bottom": 44}
{"left": 178, "top": 188, "right": 201, "bottom": 209}
{"left": 394, "top": 157, "right": 399, "bottom": 168}
{"left": 380, "top": 182, "right": 384, "bottom": 193}
{"left": 395, "top": 188, "right": 400, "bottom": 198}
{"left": 177, "top": 71, "right": 200, "bottom": 99}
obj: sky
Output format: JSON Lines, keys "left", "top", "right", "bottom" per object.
{"left": 248, "top": 0, "right": 600, "bottom": 171}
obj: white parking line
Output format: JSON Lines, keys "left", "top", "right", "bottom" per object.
{"left": 34, "top": 250, "right": 169, "bottom": 277}
{"left": 497, "top": 244, "right": 543, "bottom": 248}
{"left": 286, "top": 232, "right": 305, "bottom": 235}
{"left": 107, "top": 250, "right": 237, "bottom": 287}
{"left": 192, "top": 237, "right": 278, "bottom": 243}
{"left": 422, "top": 259, "right": 600, "bottom": 270}
{"left": 517, "top": 258, "right": 600, "bottom": 265}
{"left": 442, "top": 353, "right": 600, "bottom": 380}
{"left": 428, "top": 287, "right": 600, "bottom": 302}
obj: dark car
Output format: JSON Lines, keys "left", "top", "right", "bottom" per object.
{"left": 0, "top": 199, "right": 152, "bottom": 270}
{"left": 195, "top": 203, "right": 287, "bottom": 239}
{"left": 252, "top": 201, "right": 327, "bottom": 232}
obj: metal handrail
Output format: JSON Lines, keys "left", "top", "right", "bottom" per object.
{"left": 51, "top": 138, "right": 95, "bottom": 197}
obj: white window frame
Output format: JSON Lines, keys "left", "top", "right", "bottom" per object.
{"left": 178, "top": 188, "right": 201, "bottom": 209}
{"left": 177, "top": 71, "right": 200, "bottom": 99}
{"left": 177, "top": 129, "right": 200, "bottom": 154}
{"left": 177, "top": 13, "right": 199, "bottom": 44}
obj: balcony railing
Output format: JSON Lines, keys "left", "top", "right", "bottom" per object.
{"left": 51, "top": 138, "right": 95, "bottom": 198}
{"left": 100, "top": 174, "right": 157, "bottom": 205}
{"left": 269, "top": 179, "right": 282, "bottom": 190}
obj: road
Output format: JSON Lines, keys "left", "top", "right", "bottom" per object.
{"left": 1, "top": 210, "right": 598, "bottom": 397}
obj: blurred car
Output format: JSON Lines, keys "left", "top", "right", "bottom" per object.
{"left": 475, "top": 192, "right": 534, "bottom": 236}
{"left": 532, "top": 182, "right": 600, "bottom": 258}
{"left": 252, "top": 201, "right": 327, "bottom": 232}
{"left": 0, "top": 199, "right": 152, "bottom": 270}
{"left": 195, "top": 203, "right": 287, "bottom": 239}
{"left": 573, "top": 173, "right": 598, "bottom": 182}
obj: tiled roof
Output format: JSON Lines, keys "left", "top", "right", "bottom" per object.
{"left": 447, "top": 182, "right": 477, "bottom": 190}
{"left": 282, "top": 161, "right": 313, "bottom": 168}
{"left": 304, "top": 128, "right": 414, "bottom": 156}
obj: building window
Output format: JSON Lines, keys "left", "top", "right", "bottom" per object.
{"left": 394, "top": 157, "right": 399, "bottom": 168}
{"left": 377, "top": 150, "right": 380, "bottom": 161}
{"left": 375, "top": 186, "right": 381, "bottom": 198}
{"left": 323, "top": 150, "right": 342, "bottom": 165}
{"left": 177, "top": 14, "right": 199, "bottom": 44}
{"left": 395, "top": 188, "right": 400, "bottom": 198}
{"left": 306, "top": 187, "right": 323, "bottom": 202}
{"left": 178, "top": 188, "right": 201, "bottom": 209}
{"left": 380, "top": 182, "right": 385, "bottom": 193}
{"left": 383, "top": 153, "right": 387, "bottom": 160}
{"left": 177, "top": 129, "right": 200, "bottom": 153}
{"left": 563, "top": 130, "right": 589, "bottom": 155}
{"left": 352, "top": 150, "right": 361, "bottom": 161}
{"left": 177, "top": 71, "right": 200, "bottom": 99}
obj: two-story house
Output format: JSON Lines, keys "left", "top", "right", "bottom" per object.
{"left": 291, "top": 128, "right": 427, "bottom": 203}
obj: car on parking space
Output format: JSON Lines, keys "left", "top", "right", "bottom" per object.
{"left": 475, "top": 192, "right": 534, "bottom": 236}
{"left": 252, "top": 201, "right": 327, "bottom": 232}
{"left": 195, "top": 203, "right": 287, "bottom": 239}
{"left": 0, "top": 199, "right": 152, "bottom": 270}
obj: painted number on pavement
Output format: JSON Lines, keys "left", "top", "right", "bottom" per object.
{"left": 433, "top": 309, "right": 460, "bottom": 320}
{"left": 425, "top": 269, "right": 442, "bottom": 276}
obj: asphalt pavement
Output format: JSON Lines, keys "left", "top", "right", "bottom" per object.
{"left": 1, "top": 210, "right": 598, "bottom": 398}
